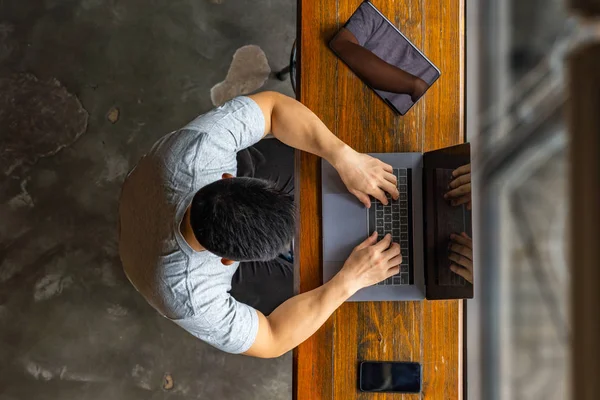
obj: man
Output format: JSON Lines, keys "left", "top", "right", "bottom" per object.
{"left": 119, "top": 92, "right": 402, "bottom": 357}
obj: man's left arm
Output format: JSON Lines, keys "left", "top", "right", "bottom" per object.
{"left": 248, "top": 91, "right": 398, "bottom": 207}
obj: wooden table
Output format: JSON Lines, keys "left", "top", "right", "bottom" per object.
{"left": 293, "top": 0, "right": 465, "bottom": 399}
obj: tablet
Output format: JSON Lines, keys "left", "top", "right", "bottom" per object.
{"left": 329, "top": 1, "right": 441, "bottom": 115}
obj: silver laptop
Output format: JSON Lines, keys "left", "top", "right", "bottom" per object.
{"left": 322, "top": 144, "right": 473, "bottom": 301}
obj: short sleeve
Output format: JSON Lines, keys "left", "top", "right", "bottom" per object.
{"left": 183, "top": 96, "right": 266, "bottom": 153}
{"left": 171, "top": 294, "right": 259, "bottom": 354}
{"left": 345, "top": 2, "right": 379, "bottom": 46}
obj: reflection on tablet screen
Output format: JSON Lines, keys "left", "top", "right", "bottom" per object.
{"left": 330, "top": 1, "right": 440, "bottom": 115}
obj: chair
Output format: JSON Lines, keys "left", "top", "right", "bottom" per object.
{"left": 276, "top": 41, "right": 297, "bottom": 94}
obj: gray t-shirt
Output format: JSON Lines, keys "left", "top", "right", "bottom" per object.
{"left": 119, "top": 97, "right": 265, "bottom": 354}
{"left": 345, "top": 2, "right": 439, "bottom": 113}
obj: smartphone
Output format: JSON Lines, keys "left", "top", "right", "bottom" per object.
{"left": 359, "top": 361, "right": 422, "bottom": 393}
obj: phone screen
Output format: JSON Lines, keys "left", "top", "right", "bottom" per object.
{"left": 359, "top": 361, "right": 421, "bottom": 393}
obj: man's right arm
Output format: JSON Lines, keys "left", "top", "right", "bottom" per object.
{"left": 243, "top": 272, "right": 352, "bottom": 358}
{"left": 243, "top": 233, "right": 402, "bottom": 358}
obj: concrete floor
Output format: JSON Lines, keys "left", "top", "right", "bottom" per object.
{"left": 0, "top": 0, "right": 295, "bottom": 399}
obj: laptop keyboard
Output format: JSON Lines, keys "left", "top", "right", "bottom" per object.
{"left": 369, "top": 168, "right": 412, "bottom": 286}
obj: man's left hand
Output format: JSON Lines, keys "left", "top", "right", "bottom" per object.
{"left": 333, "top": 148, "right": 399, "bottom": 208}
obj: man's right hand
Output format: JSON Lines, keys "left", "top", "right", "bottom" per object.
{"left": 337, "top": 232, "right": 402, "bottom": 295}
{"left": 244, "top": 232, "right": 401, "bottom": 359}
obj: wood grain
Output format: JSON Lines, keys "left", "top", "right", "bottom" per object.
{"left": 295, "top": 0, "right": 465, "bottom": 399}
{"left": 420, "top": 0, "right": 464, "bottom": 393}
{"left": 293, "top": 1, "right": 338, "bottom": 399}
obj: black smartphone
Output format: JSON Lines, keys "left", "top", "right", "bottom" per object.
{"left": 359, "top": 361, "right": 422, "bottom": 393}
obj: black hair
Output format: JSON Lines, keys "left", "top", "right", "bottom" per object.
{"left": 190, "top": 177, "right": 295, "bottom": 261}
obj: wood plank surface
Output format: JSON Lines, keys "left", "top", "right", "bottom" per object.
{"left": 294, "top": 1, "right": 465, "bottom": 399}
{"left": 293, "top": 1, "right": 338, "bottom": 399}
{"left": 421, "top": 0, "right": 464, "bottom": 397}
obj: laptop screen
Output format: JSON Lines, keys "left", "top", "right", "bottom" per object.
{"left": 330, "top": 1, "right": 440, "bottom": 115}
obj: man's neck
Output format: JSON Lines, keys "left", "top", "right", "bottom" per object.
{"left": 180, "top": 207, "right": 204, "bottom": 252}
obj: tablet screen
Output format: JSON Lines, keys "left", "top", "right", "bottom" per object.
{"left": 330, "top": 1, "right": 440, "bottom": 115}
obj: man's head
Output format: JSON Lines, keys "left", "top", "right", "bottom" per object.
{"left": 190, "top": 176, "right": 295, "bottom": 262}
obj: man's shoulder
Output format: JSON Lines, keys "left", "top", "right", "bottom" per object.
{"left": 156, "top": 252, "right": 232, "bottom": 319}
{"left": 124, "top": 246, "right": 196, "bottom": 319}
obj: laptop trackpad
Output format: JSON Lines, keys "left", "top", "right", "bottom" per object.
{"left": 323, "top": 193, "right": 368, "bottom": 262}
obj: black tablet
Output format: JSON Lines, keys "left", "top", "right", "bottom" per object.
{"left": 329, "top": 1, "right": 441, "bottom": 115}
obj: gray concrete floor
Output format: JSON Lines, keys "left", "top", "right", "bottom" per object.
{"left": 0, "top": 0, "right": 295, "bottom": 399}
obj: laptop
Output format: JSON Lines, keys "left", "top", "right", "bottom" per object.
{"left": 322, "top": 144, "right": 473, "bottom": 301}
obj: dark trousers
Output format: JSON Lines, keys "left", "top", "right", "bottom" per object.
{"left": 231, "top": 140, "right": 295, "bottom": 315}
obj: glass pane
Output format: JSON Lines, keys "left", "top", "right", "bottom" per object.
{"left": 473, "top": 0, "right": 577, "bottom": 399}
{"left": 499, "top": 118, "right": 569, "bottom": 400}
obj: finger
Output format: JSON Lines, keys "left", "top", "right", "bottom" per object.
{"left": 444, "top": 183, "right": 472, "bottom": 199}
{"left": 386, "top": 266, "right": 401, "bottom": 278}
{"left": 387, "top": 254, "right": 403, "bottom": 267}
{"left": 449, "top": 232, "right": 472, "bottom": 248}
{"left": 450, "top": 263, "right": 473, "bottom": 283}
{"left": 467, "top": 201, "right": 472, "bottom": 210}
{"left": 383, "top": 171, "right": 397, "bottom": 185}
{"left": 448, "top": 173, "right": 471, "bottom": 189}
{"left": 450, "top": 195, "right": 471, "bottom": 207}
{"left": 449, "top": 243, "right": 473, "bottom": 260}
{"left": 379, "top": 179, "right": 399, "bottom": 200}
{"left": 356, "top": 231, "right": 378, "bottom": 250}
{"left": 352, "top": 190, "right": 372, "bottom": 208}
{"left": 371, "top": 187, "right": 388, "bottom": 205}
{"left": 380, "top": 162, "right": 393, "bottom": 173}
{"left": 452, "top": 164, "right": 471, "bottom": 177}
{"left": 383, "top": 242, "right": 401, "bottom": 261}
{"left": 374, "top": 233, "right": 392, "bottom": 251}
{"left": 448, "top": 252, "right": 473, "bottom": 270}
